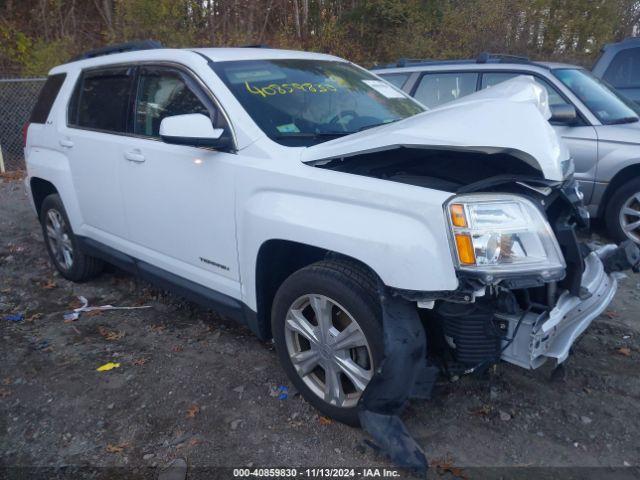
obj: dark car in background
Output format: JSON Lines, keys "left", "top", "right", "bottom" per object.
{"left": 593, "top": 37, "right": 640, "bottom": 104}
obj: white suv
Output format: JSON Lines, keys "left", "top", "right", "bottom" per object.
{"left": 23, "top": 43, "right": 638, "bottom": 460}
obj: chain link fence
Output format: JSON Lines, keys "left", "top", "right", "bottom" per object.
{"left": 0, "top": 78, "right": 46, "bottom": 172}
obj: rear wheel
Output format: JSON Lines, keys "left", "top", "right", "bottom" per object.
{"left": 40, "top": 194, "right": 103, "bottom": 282}
{"left": 605, "top": 178, "right": 640, "bottom": 244}
{"left": 271, "top": 259, "right": 383, "bottom": 426}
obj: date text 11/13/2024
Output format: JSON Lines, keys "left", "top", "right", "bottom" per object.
{"left": 233, "top": 468, "right": 401, "bottom": 477}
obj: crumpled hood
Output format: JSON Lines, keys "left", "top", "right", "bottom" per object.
{"left": 301, "top": 76, "right": 569, "bottom": 181}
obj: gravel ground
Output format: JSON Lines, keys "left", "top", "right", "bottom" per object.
{"left": 1, "top": 176, "right": 639, "bottom": 479}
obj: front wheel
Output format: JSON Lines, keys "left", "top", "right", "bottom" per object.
{"left": 271, "top": 259, "right": 383, "bottom": 426}
{"left": 605, "top": 177, "right": 640, "bottom": 244}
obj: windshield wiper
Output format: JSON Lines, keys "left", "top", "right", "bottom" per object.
{"left": 358, "top": 119, "right": 401, "bottom": 132}
{"left": 273, "top": 132, "right": 352, "bottom": 139}
{"left": 608, "top": 116, "right": 639, "bottom": 125}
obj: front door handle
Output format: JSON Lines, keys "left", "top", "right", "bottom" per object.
{"left": 124, "top": 150, "right": 145, "bottom": 163}
{"left": 59, "top": 139, "right": 74, "bottom": 148}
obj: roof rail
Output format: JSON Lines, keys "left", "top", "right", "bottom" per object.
{"left": 71, "top": 40, "right": 164, "bottom": 61}
{"left": 476, "top": 52, "right": 530, "bottom": 64}
{"left": 383, "top": 58, "right": 476, "bottom": 68}
{"left": 240, "top": 44, "right": 272, "bottom": 48}
{"left": 372, "top": 53, "right": 532, "bottom": 71}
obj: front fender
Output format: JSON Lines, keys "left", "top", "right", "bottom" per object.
{"left": 238, "top": 187, "right": 459, "bottom": 311}
{"left": 595, "top": 141, "right": 640, "bottom": 183}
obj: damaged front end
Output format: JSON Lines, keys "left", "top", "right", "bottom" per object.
{"left": 306, "top": 78, "right": 640, "bottom": 471}
{"left": 427, "top": 176, "right": 639, "bottom": 372}
{"left": 358, "top": 175, "right": 640, "bottom": 471}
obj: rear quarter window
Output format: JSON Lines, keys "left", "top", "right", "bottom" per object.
{"left": 68, "top": 66, "right": 135, "bottom": 133}
{"left": 29, "top": 73, "right": 66, "bottom": 124}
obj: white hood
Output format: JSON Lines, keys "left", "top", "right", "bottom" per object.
{"left": 301, "top": 76, "right": 569, "bottom": 181}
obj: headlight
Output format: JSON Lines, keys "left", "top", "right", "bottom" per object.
{"left": 446, "top": 194, "right": 565, "bottom": 280}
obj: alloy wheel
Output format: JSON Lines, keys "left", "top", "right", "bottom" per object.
{"left": 45, "top": 209, "right": 74, "bottom": 270}
{"left": 284, "top": 294, "right": 373, "bottom": 408}
{"left": 619, "top": 192, "right": 640, "bottom": 243}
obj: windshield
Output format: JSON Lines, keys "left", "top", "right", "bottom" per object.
{"left": 212, "top": 59, "right": 424, "bottom": 146}
{"left": 553, "top": 68, "right": 639, "bottom": 125}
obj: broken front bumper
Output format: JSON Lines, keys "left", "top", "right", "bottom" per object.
{"left": 499, "top": 249, "right": 618, "bottom": 369}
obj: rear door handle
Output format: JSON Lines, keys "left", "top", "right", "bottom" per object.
{"left": 59, "top": 139, "right": 74, "bottom": 148}
{"left": 124, "top": 150, "right": 145, "bottom": 163}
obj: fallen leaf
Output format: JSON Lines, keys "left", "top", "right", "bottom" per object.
{"left": 319, "top": 416, "right": 333, "bottom": 425}
{"left": 618, "top": 347, "right": 631, "bottom": 357}
{"left": 132, "top": 357, "right": 148, "bottom": 366}
{"left": 605, "top": 310, "right": 620, "bottom": 319}
{"left": 189, "top": 437, "right": 204, "bottom": 447}
{"left": 151, "top": 324, "right": 165, "bottom": 333}
{"left": 41, "top": 279, "right": 57, "bottom": 289}
{"left": 27, "top": 313, "right": 43, "bottom": 322}
{"left": 98, "top": 326, "right": 125, "bottom": 341}
{"left": 68, "top": 298, "right": 84, "bottom": 309}
{"left": 2, "top": 377, "right": 11, "bottom": 385}
{"left": 0, "top": 388, "right": 11, "bottom": 398}
{"left": 96, "top": 362, "right": 120, "bottom": 372}
{"left": 85, "top": 310, "right": 103, "bottom": 318}
{"left": 430, "top": 454, "right": 467, "bottom": 480}
{"left": 105, "top": 443, "right": 127, "bottom": 454}
{"left": 172, "top": 344, "right": 183, "bottom": 353}
{"left": 186, "top": 404, "right": 200, "bottom": 418}
{"left": 469, "top": 405, "right": 492, "bottom": 417}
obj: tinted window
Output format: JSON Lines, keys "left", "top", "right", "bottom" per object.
{"left": 70, "top": 67, "right": 134, "bottom": 133}
{"left": 413, "top": 72, "right": 477, "bottom": 108}
{"left": 30, "top": 73, "right": 66, "bottom": 123}
{"left": 481, "top": 72, "right": 570, "bottom": 107}
{"left": 212, "top": 59, "right": 423, "bottom": 147}
{"left": 134, "top": 68, "right": 211, "bottom": 138}
{"left": 603, "top": 48, "right": 640, "bottom": 88}
{"left": 378, "top": 73, "right": 410, "bottom": 89}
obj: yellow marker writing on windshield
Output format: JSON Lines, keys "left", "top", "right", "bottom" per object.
{"left": 245, "top": 81, "right": 338, "bottom": 97}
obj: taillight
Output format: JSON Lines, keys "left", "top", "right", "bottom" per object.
{"left": 22, "top": 122, "right": 30, "bottom": 148}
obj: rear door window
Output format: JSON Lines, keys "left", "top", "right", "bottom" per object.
{"left": 68, "top": 66, "right": 135, "bottom": 133}
{"left": 134, "top": 67, "right": 212, "bottom": 138}
{"left": 413, "top": 72, "right": 478, "bottom": 108}
{"left": 378, "top": 73, "right": 410, "bottom": 89}
{"left": 603, "top": 48, "right": 640, "bottom": 88}
{"left": 481, "top": 72, "right": 570, "bottom": 107}
{"left": 30, "top": 73, "right": 66, "bottom": 123}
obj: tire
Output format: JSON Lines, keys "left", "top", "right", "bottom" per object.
{"left": 40, "top": 194, "right": 103, "bottom": 282}
{"left": 605, "top": 177, "right": 640, "bottom": 244}
{"left": 271, "top": 259, "right": 383, "bottom": 426}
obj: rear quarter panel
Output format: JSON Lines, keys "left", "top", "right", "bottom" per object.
{"left": 24, "top": 68, "right": 84, "bottom": 229}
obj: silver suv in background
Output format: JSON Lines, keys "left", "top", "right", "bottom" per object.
{"left": 373, "top": 54, "right": 640, "bottom": 244}
{"left": 594, "top": 37, "right": 640, "bottom": 104}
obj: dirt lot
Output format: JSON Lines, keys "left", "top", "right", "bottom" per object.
{"left": 1, "top": 176, "right": 639, "bottom": 479}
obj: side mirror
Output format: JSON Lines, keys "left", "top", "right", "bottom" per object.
{"left": 159, "top": 113, "right": 232, "bottom": 150}
{"left": 550, "top": 104, "right": 577, "bottom": 124}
